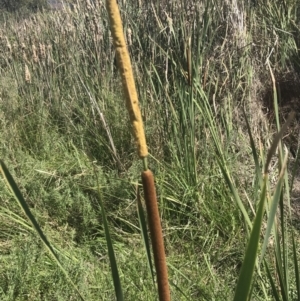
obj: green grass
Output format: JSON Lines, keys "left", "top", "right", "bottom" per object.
{"left": 0, "top": 0, "right": 300, "bottom": 300}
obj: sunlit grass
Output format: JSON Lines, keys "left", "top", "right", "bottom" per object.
{"left": 0, "top": 0, "right": 300, "bottom": 300}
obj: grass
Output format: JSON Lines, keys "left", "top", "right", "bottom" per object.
{"left": 0, "top": 0, "right": 300, "bottom": 300}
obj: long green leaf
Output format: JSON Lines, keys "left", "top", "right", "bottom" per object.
{"left": 279, "top": 190, "right": 289, "bottom": 298}
{"left": 0, "top": 206, "right": 33, "bottom": 232}
{"left": 233, "top": 176, "right": 267, "bottom": 301}
{"left": 260, "top": 152, "right": 288, "bottom": 263}
{"left": 275, "top": 246, "right": 289, "bottom": 301}
{"left": 264, "top": 260, "right": 281, "bottom": 301}
{"left": 217, "top": 160, "right": 252, "bottom": 229}
{"left": 136, "top": 185, "right": 155, "bottom": 284}
{"left": 264, "top": 111, "right": 295, "bottom": 175}
{"left": 292, "top": 231, "right": 300, "bottom": 301}
{"left": 0, "top": 160, "right": 85, "bottom": 301}
{"left": 242, "top": 108, "right": 262, "bottom": 185}
{"left": 94, "top": 168, "right": 124, "bottom": 301}
{"left": 290, "top": 146, "right": 300, "bottom": 191}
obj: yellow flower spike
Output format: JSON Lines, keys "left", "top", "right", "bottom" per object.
{"left": 106, "top": 0, "right": 148, "bottom": 159}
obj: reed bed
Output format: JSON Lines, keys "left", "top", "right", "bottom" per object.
{"left": 0, "top": 0, "right": 300, "bottom": 300}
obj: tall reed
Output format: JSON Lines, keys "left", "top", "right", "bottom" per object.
{"left": 0, "top": 0, "right": 299, "bottom": 299}
{"left": 106, "top": 0, "right": 170, "bottom": 300}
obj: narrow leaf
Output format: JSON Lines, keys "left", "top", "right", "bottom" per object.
{"left": 233, "top": 176, "right": 268, "bottom": 301}
{"left": 275, "top": 248, "right": 289, "bottom": 301}
{"left": 94, "top": 168, "right": 124, "bottom": 301}
{"left": 264, "top": 112, "right": 295, "bottom": 174}
{"left": 0, "top": 160, "right": 85, "bottom": 301}
{"left": 136, "top": 185, "right": 155, "bottom": 284}
{"left": 292, "top": 231, "right": 300, "bottom": 301}
{"left": 217, "top": 159, "right": 252, "bottom": 229}
{"left": 260, "top": 152, "right": 288, "bottom": 262}
{"left": 242, "top": 108, "right": 262, "bottom": 185}
{"left": 264, "top": 260, "right": 281, "bottom": 301}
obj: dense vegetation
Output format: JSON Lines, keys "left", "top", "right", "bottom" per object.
{"left": 0, "top": 0, "right": 300, "bottom": 300}
{"left": 0, "top": 0, "right": 49, "bottom": 13}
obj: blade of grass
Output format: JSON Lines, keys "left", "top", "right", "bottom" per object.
{"left": 264, "top": 259, "right": 282, "bottom": 301}
{"left": 0, "top": 206, "right": 33, "bottom": 232}
{"left": 0, "top": 160, "right": 85, "bottom": 301}
{"left": 233, "top": 175, "right": 268, "bottom": 301}
{"left": 94, "top": 165, "right": 124, "bottom": 301}
{"left": 260, "top": 151, "right": 288, "bottom": 263}
{"left": 136, "top": 184, "right": 155, "bottom": 284}
{"left": 264, "top": 112, "right": 295, "bottom": 175}
{"left": 194, "top": 85, "right": 252, "bottom": 228}
{"left": 242, "top": 108, "right": 262, "bottom": 185}
{"left": 290, "top": 146, "right": 300, "bottom": 191}
{"left": 274, "top": 244, "right": 289, "bottom": 301}
{"left": 217, "top": 159, "right": 252, "bottom": 229}
{"left": 292, "top": 231, "right": 300, "bottom": 301}
{"left": 279, "top": 188, "right": 289, "bottom": 299}
{"left": 233, "top": 108, "right": 291, "bottom": 301}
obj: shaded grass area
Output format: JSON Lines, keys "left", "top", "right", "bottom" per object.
{"left": 0, "top": 0, "right": 300, "bottom": 300}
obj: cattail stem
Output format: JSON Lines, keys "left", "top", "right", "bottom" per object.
{"left": 143, "top": 157, "right": 148, "bottom": 171}
{"left": 106, "top": 1, "right": 169, "bottom": 300}
{"left": 142, "top": 170, "right": 170, "bottom": 301}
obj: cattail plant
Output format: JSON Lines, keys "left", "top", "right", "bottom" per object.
{"left": 106, "top": 0, "right": 171, "bottom": 300}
